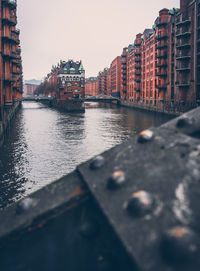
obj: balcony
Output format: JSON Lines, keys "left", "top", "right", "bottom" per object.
{"left": 156, "top": 44, "right": 167, "bottom": 49}
{"left": 134, "top": 88, "right": 140, "bottom": 92}
{"left": 156, "top": 21, "right": 167, "bottom": 27}
{"left": 10, "top": 51, "right": 18, "bottom": 59}
{"left": 2, "top": 15, "right": 17, "bottom": 26}
{"left": 135, "top": 59, "right": 141, "bottom": 63}
{"left": 157, "top": 52, "right": 167, "bottom": 58}
{"left": 135, "top": 65, "right": 141, "bottom": 69}
{"left": 176, "top": 42, "right": 191, "bottom": 48}
{"left": 135, "top": 79, "right": 141, "bottom": 83}
{"left": 135, "top": 72, "right": 141, "bottom": 76}
{"left": 157, "top": 34, "right": 168, "bottom": 40}
{"left": 13, "top": 70, "right": 22, "bottom": 75}
{"left": 2, "top": 33, "right": 19, "bottom": 44}
{"left": 12, "top": 58, "right": 21, "bottom": 64}
{"left": 156, "top": 85, "right": 167, "bottom": 90}
{"left": 176, "top": 54, "right": 191, "bottom": 60}
{"left": 4, "top": 75, "right": 16, "bottom": 82}
{"left": 2, "top": 0, "right": 16, "bottom": 9}
{"left": 12, "top": 29, "right": 20, "bottom": 35}
{"left": 2, "top": 49, "right": 11, "bottom": 58}
{"left": 177, "top": 81, "right": 190, "bottom": 87}
{"left": 176, "top": 17, "right": 191, "bottom": 26}
{"left": 157, "top": 63, "right": 167, "bottom": 68}
{"left": 135, "top": 52, "right": 141, "bottom": 56}
{"left": 176, "top": 65, "right": 190, "bottom": 71}
{"left": 156, "top": 72, "right": 167, "bottom": 77}
{"left": 134, "top": 42, "right": 141, "bottom": 46}
{"left": 176, "top": 29, "right": 191, "bottom": 38}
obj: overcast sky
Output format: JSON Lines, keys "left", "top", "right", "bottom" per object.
{"left": 17, "top": 0, "right": 180, "bottom": 81}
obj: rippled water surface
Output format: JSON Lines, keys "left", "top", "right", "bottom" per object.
{"left": 0, "top": 102, "right": 173, "bottom": 208}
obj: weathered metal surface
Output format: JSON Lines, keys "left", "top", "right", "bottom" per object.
{"left": 78, "top": 107, "right": 200, "bottom": 271}
{"left": 0, "top": 171, "right": 134, "bottom": 270}
{"left": 0, "top": 107, "right": 200, "bottom": 270}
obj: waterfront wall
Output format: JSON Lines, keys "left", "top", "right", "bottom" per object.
{"left": 120, "top": 99, "right": 197, "bottom": 116}
{"left": 0, "top": 100, "right": 21, "bottom": 148}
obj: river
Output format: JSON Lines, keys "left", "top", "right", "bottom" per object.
{"left": 0, "top": 102, "right": 173, "bottom": 209}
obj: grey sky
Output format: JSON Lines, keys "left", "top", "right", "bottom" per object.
{"left": 17, "top": 0, "right": 180, "bottom": 81}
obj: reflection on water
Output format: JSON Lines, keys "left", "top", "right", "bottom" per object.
{"left": 0, "top": 101, "right": 173, "bottom": 208}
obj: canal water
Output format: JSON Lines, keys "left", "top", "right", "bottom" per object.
{"left": 0, "top": 102, "right": 173, "bottom": 209}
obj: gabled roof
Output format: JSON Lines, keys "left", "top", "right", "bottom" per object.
{"left": 59, "top": 60, "right": 85, "bottom": 75}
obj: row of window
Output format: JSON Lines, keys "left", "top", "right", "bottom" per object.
{"left": 61, "top": 76, "right": 84, "bottom": 81}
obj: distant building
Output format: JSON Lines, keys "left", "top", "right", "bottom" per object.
{"left": 57, "top": 60, "right": 85, "bottom": 100}
{"left": 23, "top": 84, "right": 38, "bottom": 97}
{"left": 85, "top": 77, "right": 99, "bottom": 96}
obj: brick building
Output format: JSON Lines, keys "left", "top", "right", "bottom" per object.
{"left": 41, "top": 60, "right": 85, "bottom": 100}
{"left": 110, "top": 56, "right": 121, "bottom": 97}
{"left": 23, "top": 83, "right": 38, "bottom": 97}
{"left": 0, "top": 0, "right": 23, "bottom": 122}
{"left": 85, "top": 77, "right": 99, "bottom": 96}
{"left": 57, "top": 60, "right": 85, "bottom": 100}
{"left": 89, "top": 0, "right": 199, "bottom": 114}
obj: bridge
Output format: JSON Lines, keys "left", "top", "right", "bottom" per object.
{"left": 21, "top": 96, "right": 53, "bottom": 102}
{"left": 84, "top": 94, "right": 120, "bottom": 104}
{"left": 0, "top": 107, "right": 200, "bottom": 270}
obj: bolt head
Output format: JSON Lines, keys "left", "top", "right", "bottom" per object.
{"left": 90, "top": 155, "right": 105, "bottom": 170}
{"left": 107, "top": 170, "right": 126, "bottom": 190}
{"left": 16, "top": 197, "right": 37, "bottom": 214}
{"left": 138, "top": 130, "right": 154, "bottom": 143}
{"left": 176, "top": 117, "right": 192, "bottom": 128}
{"left": 161, "top": 227, "right": 199, "bottom": 265}
{"left": 127, "top": 190, "right": 154, "bottom": 216}
{"left": 79, "top": 221, "right": 99, "bottom": 238}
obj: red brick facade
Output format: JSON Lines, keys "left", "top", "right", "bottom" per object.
{"left": 40, "top": 60, "right": 85, "bottom": 100}
{"left": 0, "top": 0, "right": 23, "bottom": 121}
{"left": 87, "top": 0, "right": 200, "bottom": 114}
{"left": 24, "top": 84, "right": 38, "bottom": 96}
{"left": 85, "top": 77, "right": 99, "bottom": 96}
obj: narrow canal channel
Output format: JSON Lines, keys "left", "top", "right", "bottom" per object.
{"left": 0, "top": 102, "right": 173, "bottom": 209}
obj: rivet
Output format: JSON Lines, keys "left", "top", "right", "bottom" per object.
{"left": 79, "top": 221, "right": 99, "bottom": 238}
{"left": 16, "top": 197, "right": 37, "bottom": 214}
{"left": 127, "top": 190, "right": 154, "bottom": 216}
{"left": 176, "top": 117, "right": 192, "bottom": 128}
{"left": 97, "top": 256, "right": 113, "bottom": 271}
{"left": 138, "top": 130, "right": 154, "bottom": 143}
{"left": 161, "top": 226, "right": 199, "bottom": 265}
{"left": 90, "top": 155, "right": 105, "bottom": 170}
{"left": 107, "top": 170, "right": 126, "bottom": 190}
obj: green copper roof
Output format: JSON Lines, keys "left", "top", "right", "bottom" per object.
{"left": 141, "top": 35, "right": 144, "bottom": 40}
{"left": 169, "top": 9, "right": 175, "bottom": 15}
{"left": 126, "top": 49, "right": 129, "bottom": 53}
{"left": 79, "top": 63, "right": 84, "bottom": 71}
{"left": 152, "top": 24, "right": 156, "bottom": 30}
{"left": 69, "top": 67, "right": 75, "bottom": 73}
